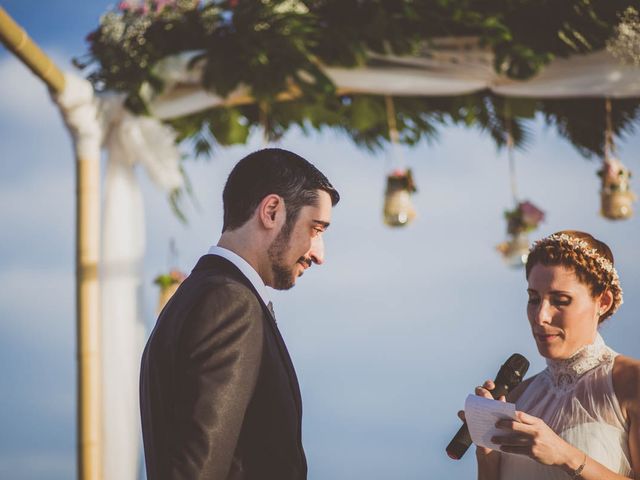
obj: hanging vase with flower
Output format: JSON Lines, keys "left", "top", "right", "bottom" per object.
{"left": 599, "top": 157, "right": 636, "bottom": 220}
{"left": 495, "top": 110, "right": 545, "bottom": 267}
{"left": 599, "top": 98, "right": 637, "bottom": 220}
{"left": 154, "top": 239, "right": 186, "bottom": 314}
{"left": 496, "top": 200, "right": 545, "bottom": 267}
{"left": 154, "top": 268, "right": 186, "bottom": 314}
{"left": 382, "top": 96, "right": 418, "bottom": 227}
{"left": 383, "top": 168, "right": 417, "bottom": 227}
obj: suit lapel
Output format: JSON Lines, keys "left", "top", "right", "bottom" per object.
{"left": 192, "top": 255, "right": 303, "bottom": 418}
{"left": 260, "top": 303, "right": 303, "bottom": 418}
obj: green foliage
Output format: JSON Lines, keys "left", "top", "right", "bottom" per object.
{"left": 76, "top": 0, "right": 640, "bottom": 159}
{"left": 539, "top": 97, "right": 640, "bottom": 158}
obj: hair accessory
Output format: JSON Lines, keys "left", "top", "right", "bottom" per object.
{"left": 530, "top": 233, "right": 623, "bottom": 314}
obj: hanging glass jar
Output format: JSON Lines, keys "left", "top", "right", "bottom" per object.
{"left": 598, "top": 158, "right": 636, "bottom": 220}
{"left": 496, "top": 231, "right": 531, "bottom": 268}
{"left": 383, "top": 168, "right": 417, "bottom": 227}
{"left": 598, "top": 98, "right": 637, "bottom": 220}
{"left": 381, "top": 96, "right": 418, "bottom": 227}
{"left": 495, "top": 111, "right": 544, "bottom": 268}
{"left": 496, "top": 201, "right": 545, "bottom": 268}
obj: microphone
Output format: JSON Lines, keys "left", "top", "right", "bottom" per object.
{"left": 446, "top": 353, "right": 530, "bottom": 460}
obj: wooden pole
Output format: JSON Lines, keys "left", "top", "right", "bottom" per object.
{"left": 0, "top": 7, "right": 103, "bottom": 480}
{"left": 0, "top": 8, "right": 64, "bottom": 92}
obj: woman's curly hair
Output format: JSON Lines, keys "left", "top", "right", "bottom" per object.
{"left": 525, "top": 230, "right": 623, "bottom": 323}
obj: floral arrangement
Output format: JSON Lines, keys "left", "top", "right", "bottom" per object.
{"left": 598, "top": 158, "right": 633, "bottom": 192}
{"left": 153, "top": 268, "right": 187, "bottom": 288}
{"left": 504, "top": 200, "right": 545, "bottom": 236}
{"left": 385, "top": 168, "right": 417, "bottom": 194}
{"left": 607, "top": 6, "right": 640, "bottom": 67}
{"left": 75, "top": 0, "right": 330, "bottom": 113}
{"left": 154, "top": 268, "right": 186, "bottom": 312}
{"left": 496, "top": 201, "right": 543, "bottom": 267}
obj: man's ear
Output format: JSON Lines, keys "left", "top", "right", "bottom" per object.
{"left": 257, "top": 194, "right": 285, "bottom": 229}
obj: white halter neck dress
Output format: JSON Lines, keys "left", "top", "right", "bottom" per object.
{"left": 499, "top": 334, "right": 632, "bottom": 479}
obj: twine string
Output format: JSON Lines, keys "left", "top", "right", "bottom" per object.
{"left": 604, "top": 98, "right": 615, "bottom": 162}
{"left": 505, "top": 107, "right": 519, "bottom": 205}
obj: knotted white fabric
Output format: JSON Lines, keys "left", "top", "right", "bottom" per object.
{"left": 54, "top": 72, "right": 183, "bottom": 480}
{"left": 101, "top": 99, "right": 182, "bottom": 480}
{"left": 53, "top": 73, "right": 103, "bottom": 159}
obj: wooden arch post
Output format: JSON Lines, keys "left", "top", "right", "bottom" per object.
{"left": 0, "top": 7, "right": 103, "bottom": 480}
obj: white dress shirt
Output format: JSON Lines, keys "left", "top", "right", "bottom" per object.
{"left": 207, "top": 245, "right": 271, "bottom": 306}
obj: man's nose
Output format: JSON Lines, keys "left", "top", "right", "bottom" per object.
{"left": 308, "top": 235, "right": 325, "bottom": 265}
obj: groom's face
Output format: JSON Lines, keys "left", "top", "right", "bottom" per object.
{"left": 268, "top": 190, "right": 332, "bottom": 290}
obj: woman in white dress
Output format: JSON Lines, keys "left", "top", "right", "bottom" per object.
{"left": 472, "top": 231, "right": 639, "bottom": 480}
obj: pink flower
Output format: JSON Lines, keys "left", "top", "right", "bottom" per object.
{"left": 388, "top": 168, "right": 408, "bottom": 178}
{"left": 169, "top": 269, "right": 187, "bottom": 282}
{"left": 602, "top": 158, "right": 627, "bottom": 182}
{"left": 154, "top": 0, "right": 175, "bottom": 12}
{"left": 519, "top": 201, "right": 545, "bottom": 226}
{"left": 117, "top": 1, "right": 130, "bottom": 11}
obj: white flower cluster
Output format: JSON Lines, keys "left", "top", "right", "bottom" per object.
{"left": 607, "top": 7, "right": 640, "bottom": 67}
{"left": 531, "top": 233, "right": 623, "bottom": 312}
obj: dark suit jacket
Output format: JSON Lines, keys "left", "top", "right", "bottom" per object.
{"left": 140, "top": 255, "right": 307, "bottom": 480}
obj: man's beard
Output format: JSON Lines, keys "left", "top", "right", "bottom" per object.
{"left": 267, "top": 222, "right": 297, "bottom": 290}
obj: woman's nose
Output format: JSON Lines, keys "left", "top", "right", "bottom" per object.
{"left": 533, "top": 300, "right": 553, "bottom": 325}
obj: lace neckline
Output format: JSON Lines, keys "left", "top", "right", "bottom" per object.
{"left": 545, "top": 333, "right": 614, "bottom": 390}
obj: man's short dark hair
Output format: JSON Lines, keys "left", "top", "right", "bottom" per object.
{"left": 222, "top": 148, "right": 340, "bottom": 232}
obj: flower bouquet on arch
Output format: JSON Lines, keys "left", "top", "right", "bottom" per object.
{"left": 383, "top": 168, "right": 417, "bottom": 227}
{"left": 598, "top": 158, "right": 636, "bottom": 220}
{"left": 154, "top": 268, "right": 186, "bottom": 314}
{"left": 496, "top": 200, "right": 545, "bottom": 268}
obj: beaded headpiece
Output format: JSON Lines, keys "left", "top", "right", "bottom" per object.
{"left": 530, "top": 233, "right": 623, "bottom": 316}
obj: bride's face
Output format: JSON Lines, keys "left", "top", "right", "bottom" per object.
{"left": 526, "top": 264, "right": 604, "bottom": 360}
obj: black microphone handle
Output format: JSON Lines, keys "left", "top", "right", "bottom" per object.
{"left": 445, "top": 352, "right": 529, "bottom": 461}
{"left": 445, "top": 384, "right": 507, "bottom": 460}
{"left": 446, "top": 423, "right": 472, "bottom": 460}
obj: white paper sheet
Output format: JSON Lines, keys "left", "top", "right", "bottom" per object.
{"left": 464, "top": 394, "right": 518, "bottom": 450}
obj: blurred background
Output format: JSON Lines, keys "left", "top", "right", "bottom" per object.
{"left": 1, "top": 2, "right": 639, "bottom": 479}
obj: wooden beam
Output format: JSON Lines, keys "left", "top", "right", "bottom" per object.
{"left": 0, "top": 7, "right": 65, "bottom": 93}
{"left": 0, "top": 7, "right": 103, "bottom": 480}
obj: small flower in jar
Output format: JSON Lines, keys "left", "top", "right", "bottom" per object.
{"left": 519, "top": 201, "right": 545, "bottom": 227}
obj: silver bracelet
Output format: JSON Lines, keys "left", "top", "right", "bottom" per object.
{"left": 569, "top": 452, "right": 587, "bottom": 479}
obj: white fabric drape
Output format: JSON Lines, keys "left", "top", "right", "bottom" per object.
{"left": 146, "top": 48, "right": 640, "bottom": 120}
{"left": 55, "top": 73, "right": 182, "bottom": 480}
{"left": 101, "top": 101, "right": 183, "bottom": 480}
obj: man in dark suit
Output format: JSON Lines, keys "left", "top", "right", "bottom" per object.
{"left": 140, "top": 148, "right": 340, "bottom": 480}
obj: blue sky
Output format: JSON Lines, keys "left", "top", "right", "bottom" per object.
{"left": 1, "top": 2, "right": 639, "bottom": 479}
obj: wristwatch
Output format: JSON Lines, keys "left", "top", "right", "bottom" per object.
{"left": 569, "top": 453, "right": 587, "bottom": 479}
